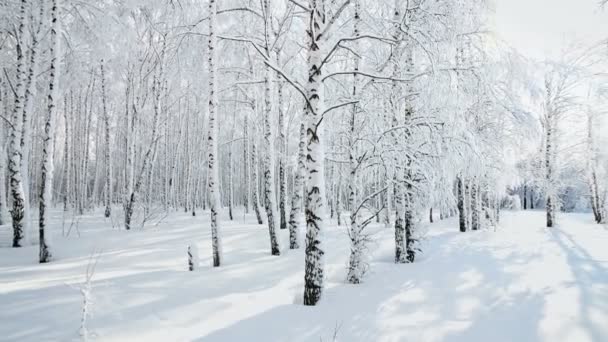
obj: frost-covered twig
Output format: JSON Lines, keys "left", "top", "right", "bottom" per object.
{"left": 67, "top": 251, "right": 101, "bottom": 341}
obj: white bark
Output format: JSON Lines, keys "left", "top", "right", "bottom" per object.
{"left": 207, "top": 0, "right": 222, "bottom": 266}
{"left": 303, "top": 0, "right": 327, "bottom": 306}
{"left": 9, "top": 0, "right": 29, "bottom": 247}
{"left": 39, "top": 0, "right": 60, "bottom": 263}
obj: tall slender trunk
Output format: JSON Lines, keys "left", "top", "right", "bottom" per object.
{"left": 125, "top": 42, "right": 164, "bottom": 230}
{"left": 63, "top": 97, "right": 70, "bottom": 211}
{"left": 394, "top": 180, "right": 407, "bottom": 263}
{"left": 39, "top": 0, "right": 59, "bottom": 263}
{"left": 346, "top": 0, "right": 368, "bottom": 282}
{"left": 471, "top": 178, "right": 480, "bottom": 230}
{"left": 262, "top": 65, "right": 280, "bottom": 255}
{"left": 207, "top": 0, "right": 222, "bottom": 266}
{"left": 544, "top": 79, "right": 556, "bottom": 228}
{"left": 303, "top": 1, "right": 327, "bottom": 306}
{"left": 586, "top": 112, "right": 603, "bottom": 223}
{"left": 228, "top": 143, "right": 234, "bottom": 221}
{"left": 20, "top": 2, "right": 45, "bottom": 242}
{"left": 243, "top": 114, "right": 250, "bottom": 214}
{"left": 9, "top": 0, "right": 29, "bottom": 247}
{"left": 250, "top": 123, "right": 264, "bottom": 224}
{"left": 288, "top": 119, "right": 306, "bottom": 249}
{"left": 404, "top": 177, "right": 415, "bottom": 262}
{"left": 262, "top": 0, "right": 280, "bottom": 255}
{"left": 277, "top": 71, "right": 287, "bottom": 230}
{"left": 101, "top": 61, "right": 112, "bottom": 218}
{"left": 457, "top": 176, "right": 466, "bottom": 232}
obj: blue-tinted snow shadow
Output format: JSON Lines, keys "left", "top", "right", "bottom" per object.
{"left": 196, "top": 233, "right": 546, "bottom": 342}
{"left": 548, "top": 227, "right": 608, "bottom": 342}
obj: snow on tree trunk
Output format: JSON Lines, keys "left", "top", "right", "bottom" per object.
{"left": 62, "top": 98, "right": 70, "bottom": 211}
{"left": 544, "top": 79, "right": 555, "bottom": 228}
{"left": 263, "top": 65, "right": 280, "bottom": 256}
{"left": 250, "top": 124, "right": 264, "bottom": 225}
{"left": 471, "top": 178, "right": 480, "bottom": 231}
{"left": 457, "top": 176, "right": 466, "bottom": 232}
{"left": 277, "top": 72, "right": 287, "bottom": 230}
{"left": 404, "top": 180, "right": 416, "bottom": 263}
{"left": 243, "top": 114, "right": 250, "bottom": 214}
{"left": 346, "top": 2, "right": 364, "bottom": 278}
{"left": 586, "top": 111, "right": 603, "bottom": 224}
{"left": 9, "top": 0, "right": 29, "bottom": 247}
{"left": 101, "top": 60, "right": 112, "bottom": 218}
{"left": 207, "top": 0, "right": 222, "bottom": 266}
{"left": 288, "top": 119, "right": 306, "bottom": 249}
{"left": 228, "top": 142, "right": 234, "bottom": 221}
{"left": 464, "top": 178, "right": 472, "bottom": 229}
{"left": 394, "top": 179, "right": 407, "bottom": 263}
{"left": 261, "top": 0, "right": 280, "bottom": 255}
{"left": 303, "top": 1, "right": 327, "bottom": 306}
{"left": 124, "top": 39, "right": 164, "bottom": 230}
{"left": 39, "top": 0, "right": 59, "bottom": 263}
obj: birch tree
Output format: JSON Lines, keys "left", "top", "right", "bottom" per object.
{"left": 207, "top": 0, "right": 222, "bottom": 266}
{"left": 39, "top": 0, "right": 59, "bottom": 263}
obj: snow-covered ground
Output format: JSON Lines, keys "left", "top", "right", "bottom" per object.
{"left": 1, "top": 209, "right": 607, "bottom": 342}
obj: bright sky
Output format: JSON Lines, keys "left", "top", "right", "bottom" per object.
{"left": 493, "top": 0, "right": 608, "bottom": 60}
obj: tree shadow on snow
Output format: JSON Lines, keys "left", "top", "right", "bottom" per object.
{"left": 548, "top": 228, "right": 608, "bottom": 341}
{"left": 196, "top": 234, "right": 548, "bottom": 342}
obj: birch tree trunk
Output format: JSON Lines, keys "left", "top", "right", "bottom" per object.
{"left": 228, "top": 142, "right": 234, "bottom": 221}
{"left": 262, "top": 0, "right": 280, "bottom": 255}
{"left": 277, "top": 71, "right": 287, "bottom": 230}
{"left": 346, "top": 0, "right": 370, "bottom": 280}
{"left": 243, "top": 113, "right": 250, "bottom": 214}
{"left": 263, "top": 65, "right": 280, "bottom": 255}
{"left": 544, "top": 80, "right": 555, "bottom": 228}
{"left": 471, "top": 178, "right": 480, "bottom": 230}
{"left": 207, "top": 0, "right": 222, "bottom": 266}
{"left": 39, "top": 0, "right": 59, "bottom": 263}
{"left": 21, "top": 2, "right": 44, "bottom": 241}
{"left": 586, "top": 111, "right": 603, "bottom": 223}
{"left": 250, "top": 121, "right": 264, "bottom": 224}
{"left": 101, "top": 60, "right": 112, "bottom": 218}
{"left": 457, "top": 176, "right": 466, "bottom": 232}
{"left": 288, "top": 119, "right": 306, "bottom": 249}
{"left": 62, "top": 98, "right": 70, "bottom": 211}
{"left": 9, "top": 0, "right": 29, "bottom": 247}
{"left": 303, "top": 0, "right": 327, "bottom": 306}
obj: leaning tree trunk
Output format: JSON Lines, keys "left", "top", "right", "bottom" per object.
{"left": 39, "top": 0, "right": 59, "bottom": 263}
{"left": 9, "top": 0, "right": 29, "bottom": 247}
{"left": 124, "top": 43, "right": 164, "bottom": 230}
